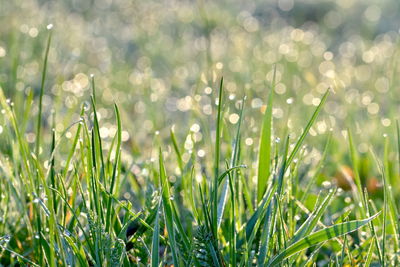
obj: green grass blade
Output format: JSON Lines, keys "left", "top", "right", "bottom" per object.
{"left": 151, "top": 202, "right": 161, "bottom": 267}
{"left": 244, "top": 182, "right": 278, "bottom": 240}
{"left": 90, "top": 94, "right": 106, "bottom": 185}
{"left": 212, "top": 77, "right": 224, "bottom": 235}
{"left": 105, "top": 104, "right": 122, "bottom": 233}
{"left": 267, "top": 213, "right": 379, "bottom": 266}
{"left": 290, "top": 188, "right": 336, "bottom": 244}
{"left": 36, "top": 26, "right": 52, "bottom": 158}
{"left": 363, "top": 188, "right": 383, "bottom": 264}
{"left": 383, "top": 136, "right": 400, "bottom": 251}
{"left": 347, "top": 129, "right": 366, "bottom": 218}
{"left": 242, "top": 183, "right": 277, "bottom": 263}
{"left": 217, "top": 96, "right": 245, "bottom": 229}
{"left": 285, "top": 89, "right": 329, "bottom": 171}
{"left": 170, "top": 128, "right": 184, "bottom": 172}
{"left": 258, "top": 200, "right": 274, "bottom": 266}
{"left": 257, "top": 67, "right": 275, "bottom": 203}
{"left": 159, "top": 148, "right": 179, "bottom": 266}
{"left": 397, "top": 120, "right": 400, "bottom": 176}
{"left": 369, "top": 147, "right": 390, "bottom": 265}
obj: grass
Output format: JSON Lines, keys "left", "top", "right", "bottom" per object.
{"left": 0, "top": 55, "right": 395, "bottom": 265}
{"left": 1, "top": 2, "right": 400, "bottom": 266}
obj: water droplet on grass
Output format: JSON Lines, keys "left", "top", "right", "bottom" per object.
{"left": 83, "top": 101, "right": 90, "bottom": 111}
{"left": 2, "top": 234, "right": 10, "bottom": 243}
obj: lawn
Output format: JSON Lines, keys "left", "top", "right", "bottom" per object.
{"left": 0, "top": 0, "right": 399, "bottom": 266}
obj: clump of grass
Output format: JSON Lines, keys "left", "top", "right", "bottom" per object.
{"left": 0, "top": 28, "right": 398, "bottom": 267}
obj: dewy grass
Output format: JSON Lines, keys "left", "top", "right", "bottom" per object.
{"left": 0, "top": 28, "right": 399, "bottom": 267}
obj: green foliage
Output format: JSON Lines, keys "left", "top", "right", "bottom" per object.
{"left": 0, "top": 2, "right": 400, "bottom": 265}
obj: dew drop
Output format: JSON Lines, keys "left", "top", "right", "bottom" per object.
{"left": 2, "top": 234, "right": 10, "bottom": 243}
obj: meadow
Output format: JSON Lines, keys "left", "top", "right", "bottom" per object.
{"left": 0, "top": 0, "right": 400, "bottom": 266}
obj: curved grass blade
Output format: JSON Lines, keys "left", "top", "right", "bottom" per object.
{"left": 267, "top": 213, "right": 379, "bottom": 267}
{"left": 217, "top": 165, "right": 247, "bottom": 186}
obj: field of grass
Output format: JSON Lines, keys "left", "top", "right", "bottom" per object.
{"left": 1, "top": 0, "right": 400, "bottom": 266}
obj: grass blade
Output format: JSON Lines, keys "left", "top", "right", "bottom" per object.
{"left": 257, "top": 66, "right": 275, "bottom": 203}
{"left": 212, "top": 77, "right": 224, "bottom": 235}
{"left": 217, "top": 96, "right": 245, "bottom": 229}
{"left": 285, "top": 89, "right": 329, "bottom": 170}
{"left": 290, "top": 188, "right": 336, "bottom": 244}
{"left": 267, "top": 213, "right": 379, "bottom": 266}
{"left": 151, "top": 201, "right": 161, "bottom": 267}
{"left": 36, "top": 26, "right": 52, "bottom": 158}
{"left": 159, "top": 148, "right": 179, "bottom": 266}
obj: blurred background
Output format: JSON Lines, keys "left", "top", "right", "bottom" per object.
{"left": 0, "top": 0, "right": 399, "bottom": 192}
